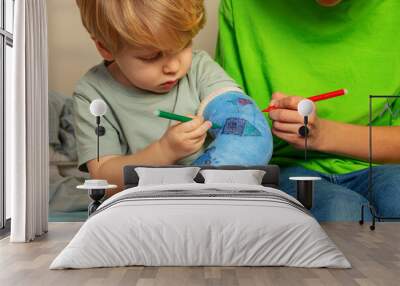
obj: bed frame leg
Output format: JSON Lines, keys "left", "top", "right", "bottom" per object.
{"left": 88, "top": 189, "right": 106, "bottom": 216}
{"left": 359, "top": 204, "right": 364, "bottom": 225}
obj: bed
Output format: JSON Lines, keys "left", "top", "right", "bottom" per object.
{"left": 50, "top": 165, "right": 350, "bottom": 269}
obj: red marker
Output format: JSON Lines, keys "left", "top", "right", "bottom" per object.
{"left": 262, "top": 89, "right": 348, "bottom": 113}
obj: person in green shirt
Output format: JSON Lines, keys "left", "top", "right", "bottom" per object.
{"left": 216, "top": 0, "right": 400, "bottom": 221}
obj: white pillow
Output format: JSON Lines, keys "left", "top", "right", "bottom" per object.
{"left": 200, "top": 169, "right": 266, "bottom": 185}
{"left": 135, "top": 167, "right": 200, "bottom": 186}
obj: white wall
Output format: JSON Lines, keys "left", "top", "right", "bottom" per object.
{"left": 47, "top": 0, "right": 220, "bottom": 97}
{"left": 193, "top": 0, "right": 220, "bottom": 59}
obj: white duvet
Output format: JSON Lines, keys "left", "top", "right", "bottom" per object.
{"left": 50, "top": 183, "right": 350, "bottom": 269}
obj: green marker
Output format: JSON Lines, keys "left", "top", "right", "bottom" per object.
{"left": 154, "top": 110, "right": 221, "bottom": 129}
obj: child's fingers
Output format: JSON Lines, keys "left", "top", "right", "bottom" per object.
{"left": 188, "top": 133, "right": 207, "bottom": 147}
{"left": 186, "top": 121, "right": 212, "bottom": 139}
{"left": 177, "top": 115, "right": 205, "bottom": 132}
{"left": 169, "top": 121, "right": 180, "bottom": 127}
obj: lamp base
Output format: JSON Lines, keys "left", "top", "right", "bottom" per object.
{"left": 88, "top": 189, "right": 106, "bottom": 216}
{"left": 77, "top": 180, "right": 117, "bottom": 216}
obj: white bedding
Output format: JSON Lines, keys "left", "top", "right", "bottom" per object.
{"left": 50, "top": 183, "right": 350, "bottom": 269}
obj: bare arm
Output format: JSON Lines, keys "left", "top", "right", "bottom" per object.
{"left": 269, "top": 93, "right": 400, "bottom": 163}
{"left": 87, "top": 115, "right": 211, "bottom": 196}
{"left": 317, "top": 120, "right": 400, "bottom": 163}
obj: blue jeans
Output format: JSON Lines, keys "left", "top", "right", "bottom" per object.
{"left": 280, "top": 165, "right": 400, "bottom": 221}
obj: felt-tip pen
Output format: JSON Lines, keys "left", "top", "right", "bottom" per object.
{"left": 154, "top": 110, "right": 221, "bottom": 129}
{"left": 262, "top": 89, "right": 348, "bottom": 112}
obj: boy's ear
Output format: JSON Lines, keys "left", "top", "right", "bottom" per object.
{"left": 93, "top": 39, "right": 114, "bottom": 61}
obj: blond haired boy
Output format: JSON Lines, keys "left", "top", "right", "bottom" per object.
{"left": 74, "top": 0, "right": 272, "bottom": 192}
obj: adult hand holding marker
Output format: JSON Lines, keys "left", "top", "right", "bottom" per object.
{"left": 267, "top": 89, "right": 347, "bottom": 152}
{"left": 263, "top": 89, "right": 347, "bottom": 113}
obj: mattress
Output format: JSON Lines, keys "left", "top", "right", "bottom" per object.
{"left": 50, "top": 183, "right": 350, "bottom": 269}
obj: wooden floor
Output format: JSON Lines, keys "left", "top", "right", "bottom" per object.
{"left": 0, "top": 222, "right": 399, "bottom": 286}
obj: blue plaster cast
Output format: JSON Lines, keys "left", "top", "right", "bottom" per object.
{"left": 192, "top": 91, "right": 273, "bottom": 166}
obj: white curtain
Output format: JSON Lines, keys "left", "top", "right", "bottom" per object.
{"left": 7, "top": 0, "right": 49, "bottom": 242}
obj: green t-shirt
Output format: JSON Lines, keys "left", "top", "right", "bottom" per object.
{"left": 216, "top": 0, "right": 400, "bottom": 174}
{"left": 74, "top": 50, "right": 238, "bottom": 172}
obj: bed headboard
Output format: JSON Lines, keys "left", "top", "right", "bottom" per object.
{"left": 123, "top": 165, "right": 280, "bottom": 189}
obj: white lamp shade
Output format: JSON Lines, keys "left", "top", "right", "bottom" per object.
{"left": 90, "top": 99, "right": 107, "bottom": 116}
{"left": 297, "top": 99, "right": 314, "bottom": 117}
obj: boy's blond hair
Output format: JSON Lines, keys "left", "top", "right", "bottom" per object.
{"left": 76, "top": 0, "right": 205, "bottom": 53}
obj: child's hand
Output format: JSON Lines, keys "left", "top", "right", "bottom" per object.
{"left": 159, "top": 115, "right": 212, "bottom": 162}
{"left": 268, "top": 92, "right": 327, "bottom": 151}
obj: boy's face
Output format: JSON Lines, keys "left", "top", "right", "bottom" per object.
{"left": 97, "top": 41, "right": 193, "bottom": 94}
